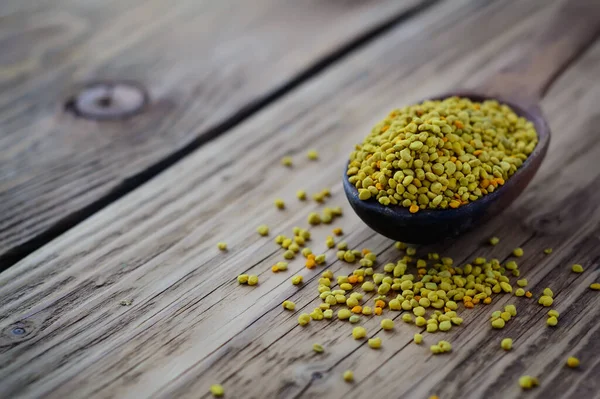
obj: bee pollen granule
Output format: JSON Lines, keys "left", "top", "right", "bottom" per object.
{"left": 210, "top": 384, "right": 224, "bottom": 397}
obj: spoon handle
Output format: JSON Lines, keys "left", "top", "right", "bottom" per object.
{"left": 479, "top": 0, "right": 600, "bottom": 102}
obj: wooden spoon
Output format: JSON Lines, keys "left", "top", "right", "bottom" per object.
{"left": 343, "top": 0, "right": 600, "bottom": 244}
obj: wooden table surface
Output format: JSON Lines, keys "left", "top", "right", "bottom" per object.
{"left": 1, "top": 0, "right": 600, "bottom": 398}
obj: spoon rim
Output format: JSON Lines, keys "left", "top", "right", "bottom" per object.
{"left": 343, "top": 92, "right": 551, "bottom": 221}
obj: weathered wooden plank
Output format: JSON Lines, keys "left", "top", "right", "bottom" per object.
{"left": 162, "top": 34, "right": 600, "bottom": 398}
{"left": 1, "top": 0, "right": 599, "bottom": 398}
{"left": 0, "top": 0, "right": 434, "bottom": 265}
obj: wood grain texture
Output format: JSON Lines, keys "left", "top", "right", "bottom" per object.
{"left": 0, "top": 0, "right": 433, "bottom": 264}
{"left": 1, "top": 0, "right": 600, "bottom": 398}
{"left": 475, "top": 0, "right": 600, "bottom": 101}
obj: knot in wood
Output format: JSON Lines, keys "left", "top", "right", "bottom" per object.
{"left": 11, "top": 327, "right": 26, "bottom": 335}
{"left": 2, "top": 320, "right": 37, "bottom": 343}
{"left": 68, "top": 81, "right": 148, "bottom": 120}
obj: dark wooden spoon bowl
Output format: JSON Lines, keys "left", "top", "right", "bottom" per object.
{"left": 342, "top": 1, "right": 600, "bottom": 244}
{"left": 343, "top": 93, "right": 550, "bottom": 244}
